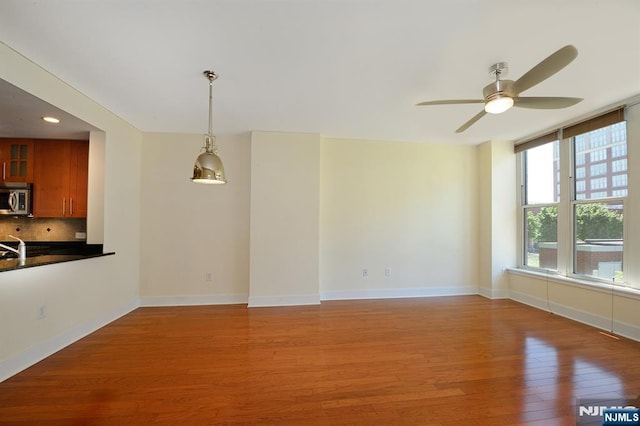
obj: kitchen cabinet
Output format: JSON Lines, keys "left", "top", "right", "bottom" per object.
{"left": 33, "top": 140, "right": 89, "bottom": 218}
{"left": 0, "top": 139, "right": 34, "bottom": 183}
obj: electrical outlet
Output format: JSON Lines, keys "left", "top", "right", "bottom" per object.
{"left": 37, "top": 304, "right": 47, "bottom": 319}
{"left": 206, "top": 272, "right": 213, "bottom": 282}
{"left": 362, "top": 268, "right": 368, "bottom": 278}
{"left": 75, "top": 232, "right": 87, "bottom": 239}
{"left": 385, "top": 267, "right": 391, "bottom": 277}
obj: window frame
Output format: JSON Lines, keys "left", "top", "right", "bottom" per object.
{"left": 516, "top": 111, "right": 629, "bottom": 287}
{"left": 518, "top": 141, "right": 560, "bottom": 272}
{"left": 568, "top": 126, "right": 627, "bottom": 284}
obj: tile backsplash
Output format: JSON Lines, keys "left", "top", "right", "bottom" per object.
{"left": 0, "top": 217, "right": 87, "bottom": 241}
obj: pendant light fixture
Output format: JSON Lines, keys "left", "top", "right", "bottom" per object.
{"left": 191, "top": 70, "right": 227, "bottom": 184}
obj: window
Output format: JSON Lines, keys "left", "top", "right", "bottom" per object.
{"left": 590, "top": 148, "right": 607, "bottom": 162}
{"left": 612, "top": 159, "right": 627, "bottom": 172}
{"left": 573, "top": 201, "right": 623, "bottom": 280}
{"left": 517, "top": 108, "right": 629, "bottom": 286}
{"left": 611, "top": 143, "right": 627, "bottom": 158}
{"left": 590, "top": 163, "right": 607, "bottom": 176}
{"left": 589, "top": 177, "right": 607, "bottom": 190}
{"left": 571, "top": 121, "right": 626, "bottom": 281}
{"left": 611, "top": 174, "right": 626, "bottom": 188}
{"left": 522, "top": 140, "right": 559, "bottom": 269}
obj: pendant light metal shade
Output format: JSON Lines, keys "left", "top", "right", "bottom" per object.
{"left": 192, "top": 136, "right": 226, "bottom": 184}
{"left": 191, "top": 70, "right": 227, "bottom": 184}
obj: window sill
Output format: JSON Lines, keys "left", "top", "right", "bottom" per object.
{"left": 506, "top": 267, "right": 640, "bottom": 301}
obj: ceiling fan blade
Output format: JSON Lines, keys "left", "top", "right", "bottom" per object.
{"left": 512, "top": 45, "right": 578, "bottom": 95}
{"left": 514, "top": 96, "right": 583, "bottom": 109}
{"left": 416, "top": 99, "right": 483, "bottom": 106}
{"left": 455, "top": 110, "right": 487, "bottom": 133}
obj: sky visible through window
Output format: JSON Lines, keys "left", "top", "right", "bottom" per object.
{"left": 525, "top": 143, "right": 555, "bottom": 205}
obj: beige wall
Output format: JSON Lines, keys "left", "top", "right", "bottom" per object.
{"left": 139, "top": 133, "right": 251, "bottom": 305}
{"left": 249, "top": 131, "right": 320, "bottom": 306}
{"left": 138, "top": 132, "right": 481, "bottom": 305}
{"left": 0, "top": 42, "right": 142, "bottom": 381}
{"left": 477, "top": 142, "right": 492, "bottom": 295}
{"left": 320, "top": 138, "right": 478, "bottom": 298}
{"left": 477, "top": 140, "right": 517, "bottom": 298}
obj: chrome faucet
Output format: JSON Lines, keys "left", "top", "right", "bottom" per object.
{"left": 0, "top": 235, "right": 26, "bottom": 262}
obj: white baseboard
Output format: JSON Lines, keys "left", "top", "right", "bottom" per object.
{"left": 140, "top": 294, "right": 248, "bottom": 307}
{"left": 548, "top": 300, "right": 612, "bottom": 332}
{"left": 613, "top": 318, "right": 640, "bottom": 342}
{"left": 321, "top": 286, "right": 478, "bottom": 301}
{"left": 509, "top": 289, "right": 550, "bottom": 311}
{"left": 510, "top": 288, "right": 610, "bottom": 329}
{"left": 248, "top": 294, "right": 321, "bottom": 307}
{"left": 0, "top": 298, "right": 139, "bottom": 383}
{"left": 478, "top": 287, "right": 509, "bottom": 299}
{"left": 509, "top": 289, "right": 640, "bottom": 342}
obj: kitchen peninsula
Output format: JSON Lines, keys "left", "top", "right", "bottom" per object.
{"left": 0, "top": 241, "right": 111, "bottom": 272}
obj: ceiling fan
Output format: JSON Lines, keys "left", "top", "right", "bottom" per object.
{"left": 416, "top": 45, "right": 583, "bottom": 133}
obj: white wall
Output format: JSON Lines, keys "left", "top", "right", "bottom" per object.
{"left": 0, "top": 42, "right": 142, "bottom": 381}
{"left": 249, "top": 131, "right": 320, "bottom": 306}
{"left": 320, "top": 138, "right": 478, "bottom": 299}
{"left": 139, "top": 133, "right": 251, "bottom": 305}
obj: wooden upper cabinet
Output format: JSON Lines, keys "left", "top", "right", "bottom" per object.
{"left": 69, "top": 141, "right": 89, "bottom": 218}
{"left": 33, "top": 140, "right": 89, "bottom": 218}
{"left": 0, "top": 139, "right": 34, "bottom": 183}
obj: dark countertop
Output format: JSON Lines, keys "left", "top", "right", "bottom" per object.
{"left": 0, "top": 242, "right": 113, "bottom": 272}
{"left": 0, "top": 252, "right": 114, "bottom": 272}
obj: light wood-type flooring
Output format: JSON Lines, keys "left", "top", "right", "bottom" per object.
{"left": 1, "top": 296, "right": 640, "bottom": 425}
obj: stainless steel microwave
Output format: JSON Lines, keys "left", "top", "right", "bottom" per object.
{"left": 0, "top": 182, "right": 32, "bottom": 216}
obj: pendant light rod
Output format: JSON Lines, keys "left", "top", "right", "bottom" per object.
{"left": 204, "top": 70, "right": 218, "bottom": 138}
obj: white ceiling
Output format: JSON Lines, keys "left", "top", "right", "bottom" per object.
{"left": 0, "top": 79, "right": 99, "bottom": 140}
{"left": 0, "top": 0, "right": 638, "bottom": 145}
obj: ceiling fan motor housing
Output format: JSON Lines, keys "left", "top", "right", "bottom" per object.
{"left": 483, "top": 79, "right": 515, "bottom": 102}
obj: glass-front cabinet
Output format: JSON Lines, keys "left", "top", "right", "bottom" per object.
{"left": 0, "top": 139, "right": 34, "bottom": 183}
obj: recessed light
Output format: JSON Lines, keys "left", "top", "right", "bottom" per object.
{"left": 42, "top": 116, "right": 60, "bottom": 124}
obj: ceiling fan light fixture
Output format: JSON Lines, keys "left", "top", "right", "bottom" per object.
{"left": 191, "top": 70, "right": 227, "bottom": 185}
{"left": 484, "top": 95, "right": 514, "bottom": 114}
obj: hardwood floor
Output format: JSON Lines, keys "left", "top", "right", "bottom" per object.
{"left": 1, "top": 296, "right": 640, "bottom": 425}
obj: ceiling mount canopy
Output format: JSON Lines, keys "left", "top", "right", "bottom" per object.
{"left": 191, "top": 70, "right": 227, "bottom": 184}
